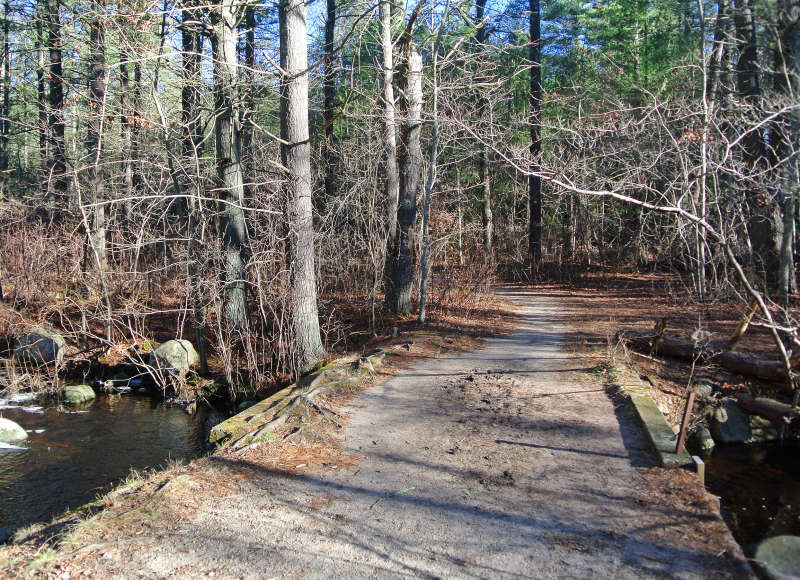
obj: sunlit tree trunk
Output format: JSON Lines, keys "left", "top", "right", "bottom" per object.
{"left": 380, "top": 0, "right": 399, "bottom": 246}
{"left": 181, "top": 0, "right": 208, "bottom": 372}
{"left": 386, "top": 42, "right": 422, "bottom": 315}
{"left": 87, "top": 0, "right": 107, "bottom": 270}
{"left": 281, "top": 0, "right": 324, "bottom": 369}
{"left": 213, "top": 0, "right": 249, "bottom": 331}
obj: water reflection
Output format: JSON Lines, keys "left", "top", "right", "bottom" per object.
{"left": 705, "top": 441, "right": 800, "bottom": 546}
{"left": 0, "top": 393, "right": 211, "bottom": 528}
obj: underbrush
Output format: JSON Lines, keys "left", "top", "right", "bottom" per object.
{"left": 0, "top": 200, "right": 509, "bottom": 402}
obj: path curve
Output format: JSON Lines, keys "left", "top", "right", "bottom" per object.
{"left": 84, "top": 289, "right": 751, "bottom": 579}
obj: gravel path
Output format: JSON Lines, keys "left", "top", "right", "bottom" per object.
{"left": 72, "top": 289, "right": 751, "bottom": 579}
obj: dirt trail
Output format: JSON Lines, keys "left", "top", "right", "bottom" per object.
{"left": 62, "top": 289, "right": 751, "bottom": 579}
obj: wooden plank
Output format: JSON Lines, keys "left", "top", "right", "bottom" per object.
{"left": 675, "top": 389, "right": 696, "bottom": 454}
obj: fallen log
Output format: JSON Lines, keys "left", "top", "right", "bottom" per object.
{"left": 620, "top": 330, "right": 794, "bottom": 383}
{"left": 735, "top": 394, "right": 800, "bottom": 427}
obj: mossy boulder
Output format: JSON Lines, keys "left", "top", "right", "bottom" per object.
{"left": 13, "top": 327, "right": 67, "bottom": 366}
{"left": 752, "top": 535, "right": 800, "bottom": 580}
{"left": 688, "top": 426, "right": 715, "bottom": 452}
{"left": 65, "top": 385, "right": 96, "bottom": 405}
{"left": 710, "top": 400, "right": 751, "bottom": 444}
{"left": 0, "top": 418, "right": 28, "bottom": 444}
{"left": 149, "top": 340, "right": 199, "bottom": 373}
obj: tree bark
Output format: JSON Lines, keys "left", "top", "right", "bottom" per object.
{"left": 419, "top": 0, "right": 446, "bottom": 325}
{"left": 622, "top": 330, "right": 796, "bottom": 383}
{"left": 280, "top": 0, "right": 324, "bottom": 369}
{"left": 480, "top": 150, "right": 493, "bottom": 256}
{"left": 529, "top": 0, "right": 542, "bottom": 264}
{"left": 182, "top": 0, "right": 203, "bottom": 164}
{"left": 0, "top": 0, "right": 10, "bottom": 195}
{"left": 132, "top": 60, "right": 141, "bottom": 189}
{"left": 735, "top": 394, "right": 800, "bottom": 426}
{"left": 213, "top": 0, "right": 249, "bottom": 331}
{"left": 119, "top": 41, "right": 133, "bottom": 210}
{"left": 386, "top": 41, "right": 422, "bottom": 315}
{"left": 474, "top": 0, "right": 493, "bottom": 258}
{"left": 87, "top": 0, "right": 107, "bottom": 271}
{"left": 36, "top": 7, "right": 48, "bottom": 178}
{"left": 380, "top": 0, "right": 400, "bottom": 247}
{"left": 706, "top": 0, "right": 731, "bottom": 107}
{"left": 776, "top": 0, "right": 800, "bottom": 310}
{"left": 241, "top": 4, "right": 255, "bottom": 186}
{"left": 733, "top": 0, "right": 776, "bottom": 280}
{"left": 45, "top": 0, "right": 67, "bottom": 198}
{"left": 323, "top": 0, "right": 337, "bottom": 200}
{"left": 181, "top": 0, "right": 208, "bottom": 372}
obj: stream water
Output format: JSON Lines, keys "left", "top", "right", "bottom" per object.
{"left": 0, "top": 392, "right": 217, "bottom": 531}
{"left": 705, "top": 441, "right": 800, "bottom": 547}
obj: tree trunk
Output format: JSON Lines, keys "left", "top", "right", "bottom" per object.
{"left": 45, "top": 0, "right": 67, "bottom": 198}
{"left": 419, "top": 1, "right": 446, "bottom": 325}
{"left": 213, "top": 0, "right": 249, "bottom": 331}
{"left": 323, "top": 0, "right": 337, "bottom": 200}
{"left": 280, "top": 0, "right": 324, "bottom": 369}
{"left": 0, "top": 0, "right": 10, "bottom": 196}
{"left": 87, "top": 0, "right": 107, "bottom": 271}
{"left": 380, "top": 0, "right": 399, "bottom": 246}
{"left": 241, "top": 5, "right": 255, "bottom": 186}
{"left": 707, "top": 0, "right": 731, "bottom": 106}
{"left": 36, "top": 8, "right": 48, "bottom": 178}
{"left": 386, "top": 41, "right": 422, "bottom": 315}
{"left": 733, "top": 0, "right": 776, "bottom": 280}
{"left": 529, "top": 0, "right": 542, "bottom": 265}
{"left": 182, "top": 1, "right": 203, "bottom": 164}
{"left": 777, "top": 0, "right": 800, "bottom": 310}
{"left": 119, "top": 43, "right": 133, "bottom": 210}
{"left": 131, "top": 60, "right": 141, "bottom": 190}
{"left": 181, "top": 0, "right": 208, "bottom": 372}
{"left": 480, "top": 150, "right": 493, "bottom": 256}
{"left": 474, "top": 0, "right": 493, "bottom": 258}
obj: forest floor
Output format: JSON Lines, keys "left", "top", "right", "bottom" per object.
{"left": 0, "top": 281, "right": 758, "bottom": 578}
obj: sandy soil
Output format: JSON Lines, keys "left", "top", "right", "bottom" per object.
{"left": 6, "top": 287, "right": 753, "bottom": 579}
